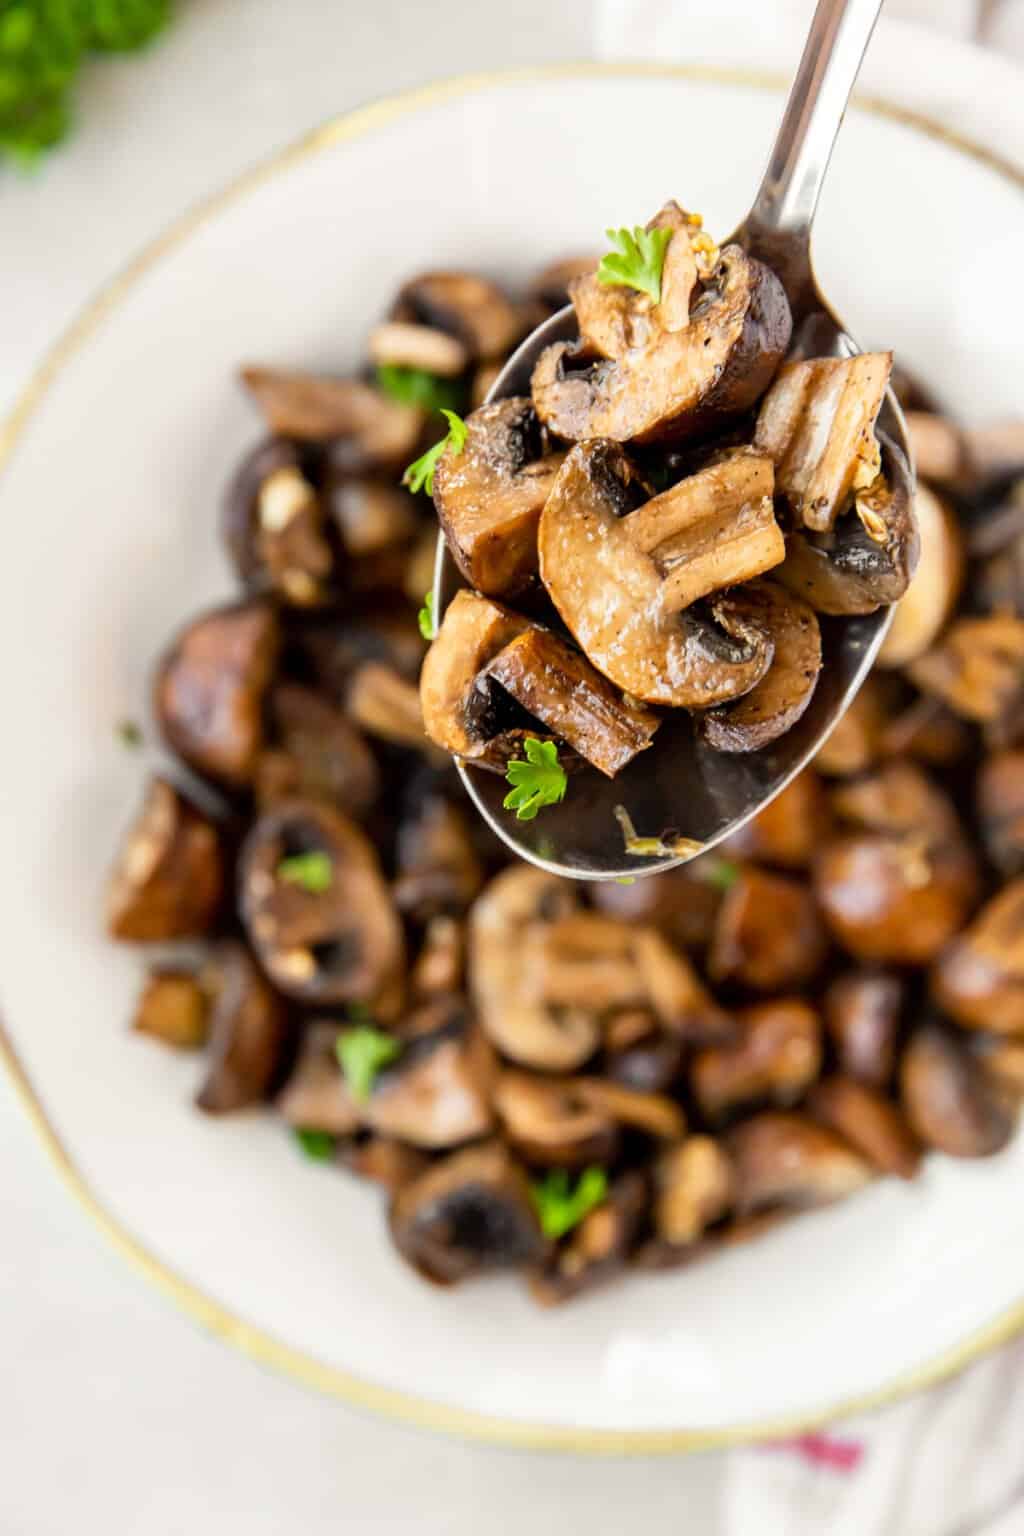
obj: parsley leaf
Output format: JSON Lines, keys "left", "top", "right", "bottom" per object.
{"left": 376, "top": 364, "right": 464, "bottom": 414}
{"left": 116, "top": 718, "right": 143, "bottom": 748}
{"left": 530, "top": 1167, "right": 608, "bottom": 1240}
{"left": 704, "top": 858, "right": 741, "bottom": 892}
{"left": 598, "top": 225, "right": 673, "bottom": 304}
{"left": 503, "top": 738, "right": 567, "bottom": 821}
{"left": 276, "top": 850, "right": 332, "bottom": 894}
{"left": 293, "top": 1127, "right": 336, "bottom": 1162}
{"left": 418, "top": 590, "right": 436, "bottom": 640}
{"left": 336, "top": 1024, "right": 402, "bottom": 1103}
{"left": 402, "top": 409, "right": 468, "bottom": 496}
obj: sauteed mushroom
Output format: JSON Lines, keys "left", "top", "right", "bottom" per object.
{"left": 241, "top": 366, "right": 422, "bottom": 468}
{"left": 909, "top": 615, "right": 1024, "bottom": 727}
{"left": 355, "top": 1000, "right": 495, "bottom": 1149}
{"left": 692, "top": 999, "right": 822, "bottom": 1121}
{"left": 256, "top": 682, "right": 378, "bottom": 816}
{"left": 530, "top": 1171, "right": 647, "bottom": 1305}
{"left": 196, "top": 943, "right": 290, "bottom": 1114}
{"left": 709, "top": 869, "right": 827, "bottom": 991}
{"left": 809, "top": 1077, "right": 920, "bottom": 1178}
{"left": 392, "top": 271, "right": 525, "bottom": 361}
{"left": 721, "top": 768, "right": 831, "bottom": 868}
{"left": 823, "top": 971, "right": 903, "bottom": 1088}
{"left": 651, "top": 1136, "right": 734, "bottom": 1248}
{"left": 131, "top": 969, "right": 209, "bottom": 1049}
{"left": 494, "top": 1070, "right": 619, "bottom": 1168}
{"left": 223, "top": 439, "right": 334, "bottom": 606}
{"left": 419, "top": 590, "right": 532, "bottom": 761}
{"left": 107, "top": 777, "right": 224, "bottom": 941}
{"left": 727, "top": 1112, "right": 872, "bottom": 1214}
{"left": 394, "top": 793, "right": 483, "bottom": 918}
{"left": 932, "top": 880, "right": 1024, "bottom": 1034}
{"left": 878, "top": 484, "right": 963, "bottom": 667}
{"left": 901, "top": 1024, "right": 1014, "bottom": 1157}
{"left": 977, "top": 751, "right": 1024, "bottom": 877}
{"left": 278, "top": 1023, "right": 361, "bottom": 1136}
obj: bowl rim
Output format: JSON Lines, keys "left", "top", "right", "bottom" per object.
{"left": 2, "top": 60, "right": 1023, "bottom": 1455}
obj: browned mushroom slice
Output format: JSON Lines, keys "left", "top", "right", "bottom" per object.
{"left": 155, "top": 599, "right": 279, "bottom": 788}
{"left": 708, "top": 868, "right": 828, "bottom": 991}
{"left": 300, "top": 605, "right": 425, "bottom": 692}
{"left": 394, "top": 795, "right": 483, "bottom": 918}
{"left": 878, "top": 485, "right": 964, "bottom": 667}
{"left": 572, "top": 1077, "right": 686, "bottom": 1140}
{"left": 721, "top": 768, "right": 831, "bottom": 868}
{"left": 359, "top": 1001, "right": 494, "bottom": 1149}
{"left": 908, "top": 616, "right": 1024, "bottom": 726}
{"left": 278, "top": 1023, "right": 361, "bottom": 1136}
{"left": 813, "top": 675, "right": 889, "bottom": 776}
{"left": 533, "top": 227, "right": 791, "bottom": 445}
{"left": 493, "top": 1070, "right": 619, "bottom": 1167}
{"left": 393, "top": 271, "right": 525, "bottom": 361}
{"left": 606, "top": 1018, "right": 686, "bottom": 1093}
{"left": 755, "top": 351, "right": 892, "bottom": 532}
{"left": 652, "top": 1136, "right": 735, "bottom": 1249}
{"left": 368, "top": 320, "right": 469, "bottom": 377}
{"left": 808, "top": 1077, "right": 920, "bottom": 1178}
{"left": 692, "top": 999, "right": 822, "bottom": 1120}
{"left": 630, "top": 927, "right": 733, "bottom": 1043}
{"left": 529, "top": 913, "right": 645, "bottom": 1012}
{"left": 107, "top": 777, "right": 224, "bottom": 941}
{"left": 879, "top": 696, "right": 972, "bottom": 769}
{"left": 726, "top": 1112, "right": 872, "bottom": 1214}
{"left": 131, "top": 969, "right": 209, "bottom": 1049}
{"left": 905, "top": 410, "right": 969, "bottom": 486}
{"left": 482, "top": 626, "right": 660, "bottom": 778}
{"left": 977, "top": 751, "right": 1024, "bottom": 877}
{"left": 931, "top": 880, "right": 1024, "bottom": 1034}
{"left": 823, "top": 971, "right": 903, "bottom": 1088}
{"left": 696, "top": 581, "right": 822, "bottom": 752}
{"left": 901, "top": 1024, "right": 1014, "bottom": 1157}
{"left": 419, "top": 590, "right": 533, "bottom": 759}
{"left": 240, "top": 367, "right": 422, "bottom": 466}
{"left": 410, "top": 916, "right": 464, "bottom": 998}
{"left": 327, "top": 479, "right": 420, "bottom": 558}
{"left": 256, "top": 683, "right": 378, "bottom": 817}
{"left": 778, "top": 440, "right": 917, "bottom": 616}
{"left": 469, "top": 865, "right": 600, "bottom": 1071}
{"left": 433, "top": 398, "right": 564, "bottom": 598}
{"left": 590, "top": 866, "right": 722, "bottom": 951}
{"left": 346, "top": 661, "right": 437, "bottom": 756}
{"left": 239, "top": 800, "right": 405, "bottom": 1014}
{"left": 529, "top": 1172, "right": 647, "bottom": 1305}
{"left": 337, "top": 1135, "right": 428, "bottom": 1192}
{"left": 976, "top": 1037, "right": 1024, "bottom": 1100}
{"left": 623, "top": 450, "right": 783, "bottom": 611}
{"left": 538, "top": 442, "right": 775, "bottom": 708}
{"left": 529, "top": 253, "right": 602, "bottom": 313}
{"left": 390, "top": 1141, "right": 544, "bottom": 1286}
{"left": 223, "top": 438, "right": 335, "bottom": 606}
{"left": 196, "top": 943, "right": 290, "bottom": 1114}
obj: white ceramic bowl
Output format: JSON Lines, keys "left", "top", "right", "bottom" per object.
{"left": 3, "top": 62, "right": 1024, "bottom": 1453}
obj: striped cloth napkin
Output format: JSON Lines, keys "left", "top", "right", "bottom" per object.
{"left": 594, "top": 2, "right": 1024, "bottom": 1530}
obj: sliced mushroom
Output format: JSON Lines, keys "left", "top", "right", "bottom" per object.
{"left": 392, "top": 271, "right": 525, "bottom": 361}
{"left": 241, "top": 366, "right": 422, "bottom": 467}
{"left": 278, "top": 1022, "right": 361, "bottom": 1136}
{"left": 155, "top": 599, "right": 279, "bottom": 788}
{"left": 606, "top": 1020, "right": 686, "bottom": 1093}
{"left": 469, "top": 866, "right": 600, "bottom": 1072}
{"left": 778, "top": 438, "right": 917, "bottom": 616}
{"left": 808, "top": 1077, "right": 920, "bottom": 1178}
{"left": 410, "top": 916, "right": 464, "bottom": 998}
{"left": 482, "top": 625, "right": 661, "bottom": 777}
{"left": 621, "top": 449, "right": 784, "bottom": 611}
{"left": 708, "top": 868, "right": 828, "bottom": 991}
{"left": 368, "top": 320, "right": 469, "bottom": 377}
{"left": 908, "top": 616, "right": 1024, "bottom": 726}
{"left": 529, "top": 253, "right": 601, "bottom": 313}
{"left": 358, "top": 1000, "right": 494, "bottom": 1149}
{"left": 222, "top": 439, "right": 334, "bottom": 606}
{"left": 721, "top": 768, "right": 831, "bottom": 869}
{"left": 590, "top": 867, "right": 722, "bottom": 952}
{"left": 419, "top": 590, "right": 533, "bottom": 759}
{"left": 256, "top": 683, "right": 379, "bottom": 817}
{"left": 931, "top": 880, "right": 1024, "bottom": 1034}
{"left": 337, "top": 1134, "right": 428, "bottom": 1193}
{"left": 433, "top": 398, "right": 564, "bottom": 597}
{"left": 131, "top": 969, "right": 209, "bottom": 1049}
{"left": 754, "top": 351, "right": 892, "bottom": 531}
{"left": 630, "top": 926, "right": 733, "bottom": 1042}
{"left": 572, "top": 1077, "right": 686, "bottom": 1141}
{"left": 726, "top": 1112, "right": 872, "bottom": 1214}
{"left": 823, "top": 971, "right": 903, "bottom": 1088}
{"left": 196, "top": 943, "right": 290, "bottom": 1114}
{"left": 533, "top": 214, "right": 791, "bottom": 444}
{"left": 695, "top": 580, "right": 822, "bottom": 752}
{"left": 299, "top": 604, "right": 425, "bottom": 691}
{"left": 652, "top": 1136, "right": 735, "bottom": 1248}
{"left": 692, "top": 999, "right": 822, "bottom": 1121}
{"left": 529, "top": 913, "right": 645, "bottom": 1012}
{"left": 394, "top": 794, "right": 483, "bottom": 918}
{"left": 977, "top": 750, "right": 1024, "bottom": 877}
{"left": 327, "top": 479, "right": 420, "bottom": 558}
{"left": 538, "top": 441, "right": 775, "bottom": 708}
{"left": 346, "top": 660, "right": 437, "bottom": 755}
{"left": 877, "top": 485, "right": 963, "bottom": 667}
{"left": 975, "top": 1037, "right": 1024, "bottom": 1100}
{"left": 901, "top": 1023, "right": 1014, "bottom": 1157}
{"left": 239, "top": 799, "right": 405, "bottom": 1014}
{"left": 878, "top": 695, "right": 972, "bottom": 769}
{"left": 390, "top": 1141, "right": 544, "bottom": 1286}
{"left": 107, "top": 777, "right": 224, "bottom": 941}
{"left": 529, "top": 1171, "right": 647, "bottom": 1305}
{"left": 905, "top": 410, "right": 968, "bottom": 486}
{"left": 493, "top": 1070, "right": 619, "bottom": 1167}
{"left": 813, "top": 675, "right": 889, "bottom": 777}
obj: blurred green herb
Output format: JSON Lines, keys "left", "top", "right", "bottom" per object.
{"left": 277, "top": 850, "right": 333, "bottom": 894}
{"left": 336, "top": 1024, "right": 402, "bottom": 1103}
{"left": 703, "top": 858, "right": 741, "bottom": 892}
{"left": 292, "top": 1127, "right": 335, "bottom": 1162}
{"left": 0, "top": 1, "right": 172, "bottom": 167}
{"left": 418, "top": 589, "right": 436, "bottom": 640}
{"left": 116, "top": 717, "right": 143, "bottom": 748}
{"left": 503, "top": 738, "right": 567, "bottom": 822}
{"left": 376, "top": 363, "right": 464, "bottom": 415}
{"left": 402, "top": 409, "right": 467, "bottom": 496}
{"left": 530, "top": 1167, "right": 607, "bottom": 1240}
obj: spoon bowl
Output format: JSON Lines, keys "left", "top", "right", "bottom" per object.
{"left": 434, "top": 0, "right": 914, "bottom": 879}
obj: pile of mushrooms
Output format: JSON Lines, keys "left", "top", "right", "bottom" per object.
{"left": 420, "top": 202, "right": 918, "bottom": 780}
{"left": 106, "top": 246, "right": 1024, "bottom": 1305}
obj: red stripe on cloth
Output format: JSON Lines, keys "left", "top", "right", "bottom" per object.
{"left": 761, "top": 1433, "right": 865, "bottom": 1472}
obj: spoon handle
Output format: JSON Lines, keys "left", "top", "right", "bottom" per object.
{"left": 744, "top": 0, "right": 884, "bottom": 246}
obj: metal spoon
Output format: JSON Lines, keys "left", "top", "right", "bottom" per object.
{"left": 434, "top": 0, "right": 913, "bottom": 880}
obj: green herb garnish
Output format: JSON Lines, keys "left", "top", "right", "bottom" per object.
{"left": 418, "top": 590, "right": 436, "bottom": 640}
{"left": 598, "top": 224, "right": 673, "bottom": 304}
{"left": 376, "top": 364, "right": 464, "bottom": 414}
{"left": 276, "top": 850, "right": 333, "bottom": 894}
{"left": 503, "top": 738, "right": 567, "bottom": 822}
{"left": 704, "top": 858, "right": 741, "bottom": 892}
{"left": 402, "top": 409, "right": 468, "bottom": 496}
{"left": 293, "top": 1127, "right": 336, "bottom": 1162}
{"left": 531, "top": 1167, "right": 608, "bottom": 1240}
{"left": 116, "top": 718, "right": 143, "bottom": 748}
{"left": 336, "top": 1024, "right": 402, "bottom": 1103}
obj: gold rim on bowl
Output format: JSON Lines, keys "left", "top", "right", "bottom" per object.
{"left": 2, "top": 62, "right": 1022, "bottom": 1455}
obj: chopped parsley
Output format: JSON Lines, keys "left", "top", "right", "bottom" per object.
{"left": 503, "top": 738, "right": 567, "bottom": 821}
{"left": 402, "top": 409, "right": 468, "bottom": 496}
{"left": 293, "top": 1127, "right": 336, "bottom": 1162}
{"left": 418, "top": 589, "right": 436, "bottom": 640}
{"left": 336, "top": 1024, "right": 402, "bottom": 1103}
{"left": 116, "top": 718, "right": 143, "bottom": 748}
{"left": 598, "top": 224, "right": 673, "bottom": 304}
{"left": 531, "top": 1167, "right": 608, "bottom": 1240}
{"left": 276, "top": 850, "right": 333, "bottom": 894}
{"left": 376, "top": 364, "right": 464, "bottom": 414}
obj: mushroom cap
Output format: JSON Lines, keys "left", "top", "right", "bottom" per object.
{"left": 931, "top": 879, "right": 1024, "bottom": 1034}
{"left": 106, "top": 776, "right": 224, "bottom": 942}
{"left": 809, "top": 1076, "right": 921, "bottom": 1179}
{"left": 726, "top": 1112, "right": 873, "bottom": 1214}
{"left": 419, "top": 590, "right": 532, "bottom": 759}
{"left": 529, "top": 1171, "right": 648, "bottom": 1305}
{"left": 222, "top": 438, "right": 334, "bottom": 607}
{"left": 239, "top": 799, "right": 405, "bottom": 1012}
{"left": 277, "top": 1022, "right": 362, "bottom": 1136}
{"left": 823, "top": 971, "right": 903, "bottom": 1088}
{"left": 692, "top": 998, "right": 822, "bottom": 1121}
{"left": 256, "top": 682, "right": 379, "bottom": 817}
{"left": 720, "top": 767, "right": 831, "bottom": 869}
{"left": 196, "top": 943, "right": 290, "bottom": 1115}
{"left": 359, "top": 1000, "right": 495, "bottom": 1149}
{"left": 538, "top": 441, "right": 775, "bottom": 708}
{"left": 392, "top": 271, "right": 525, "bottom": 360}
{"left": 493, "top": 1069, "right": 620, "bottom": 1167}
{"left": 901, "top": 1024, "right": 1014, "bottom": 1158}
{"left": 240, "top": 366, "right": 422, "bottom": 466}
{"left": 653, "top": 1136, "right": 735, "bottom": 1248}
{"left": 708, "top": 868, "right": 828, "bottom": 992}
{"left": 878, "top": 483, "right": 964, "bottom": 667}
